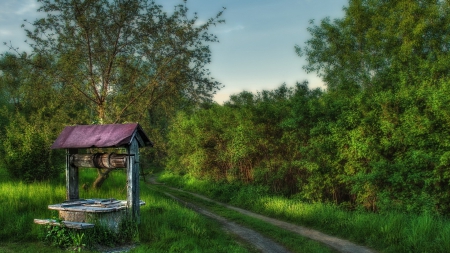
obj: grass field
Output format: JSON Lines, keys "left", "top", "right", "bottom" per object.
{"left": 0, "top": 168, "right": 255, "bottom": 252}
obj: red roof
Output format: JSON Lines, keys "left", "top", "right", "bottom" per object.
{"left": 51, "top": 123, "right": 152, "bottom": 149}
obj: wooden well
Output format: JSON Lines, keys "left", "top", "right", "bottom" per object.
{"left": 46, "top": 123, "right": 153, "bottom": 227}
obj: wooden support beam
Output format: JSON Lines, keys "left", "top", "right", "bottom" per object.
{"left": 127, "top": 139, "right": 140, "bottom": 223}
{"left": 66, "top": 148, "right": 79, "bottom": 201}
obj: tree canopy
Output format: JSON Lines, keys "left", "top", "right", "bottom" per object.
{"left": 15, "top": 0, "right": 224, "bottom": 124}
{"left": 0, "top": 0, "right": 225, "bottom": 184}
{"left": 297, "top": 0, "right": 450, "bottom": 93}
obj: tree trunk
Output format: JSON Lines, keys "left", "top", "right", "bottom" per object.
{"left": 97, "top": 103, "right": 106, "bottom": 124}
{"left": 92, "top": 168, "right": 113, "bottom": 189}
{"left": 92, "top": 102, "right": 108, "bottom": 189}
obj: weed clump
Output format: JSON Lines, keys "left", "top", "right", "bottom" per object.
{"left": 41, "top": 217, "right": 138, "bottom": 252}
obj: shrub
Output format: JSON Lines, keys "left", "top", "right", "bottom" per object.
{"left": 0, "top": 113, "right": 63, "bottom": 182}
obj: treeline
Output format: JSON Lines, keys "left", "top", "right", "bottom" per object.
{"left": 167, "top": 0, "right": 450, "bottom": 214}
{"left": 167, "top": 79, "right": 450, "bottom": 214}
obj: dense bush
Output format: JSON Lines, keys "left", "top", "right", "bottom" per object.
{"left": 166, "top": 79, "right": 450, "bottom": 214}
{"left": 0, "top": 113, "right": 63, "bottom": 182}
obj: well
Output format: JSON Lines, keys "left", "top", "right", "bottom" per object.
{"left": 35, "top": 123, "right": 152, "bottom": 230}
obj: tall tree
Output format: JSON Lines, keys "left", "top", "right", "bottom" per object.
{"left": 5, "top": 0, "right": 224, "bottom": 187}
{"left": 296, "top": 0, "right": 450, "bottom": 93}
{"left": 17, "top": 0, "right": 224, "bottom": 124}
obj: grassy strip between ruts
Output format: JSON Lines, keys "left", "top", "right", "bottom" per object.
{"left": 148, "top": 182, "right": 338, "bottom": 253}
{"left": 158, "top": 171, "right": 450, "bottom": 253}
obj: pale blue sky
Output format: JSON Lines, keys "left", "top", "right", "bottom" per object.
{"left": 0, "top": 0, "right": 348, "bottom": 103}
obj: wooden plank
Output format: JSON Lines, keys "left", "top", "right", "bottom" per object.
{"left": 60, "top": 203, "right": 85, "bottom": 208}
{"left": 97, "top": 198, "right": 118, "bottom": 203}
{"left": 48, "top": 199, "right": 142, "bottom": 212}
{"left": 48, "top": 205, "right": 125, "bottom": 212}
{"left": 134, "top": 132, "right": 146, "bottom": 147}
{"left": 60, "top": 199, "right": 95, "bottom": 207}
{"left": 34, "top": 219, "right": 94, "bottom": 229}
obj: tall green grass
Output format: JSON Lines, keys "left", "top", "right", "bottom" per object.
{"left": 137, "top": 190, "right": 254, "bottom": 253}
{"left": 158, "top": 171, "right": 450, "bottom": 253}
{"left": 0, "top": 168, "right": 255, "bottom": 252}
{"left": 257, "top": 196, "right": 450, "bottom": 252}
{"left": 0, "top": 180, "right": 65, "bottom": 241}
{"left": 0, "top": 168, "right": 127, "bottom": 242}
{"left": 78, "top": 168, "right": 129, "bottom": 200}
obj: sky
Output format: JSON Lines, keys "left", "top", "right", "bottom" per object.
{"left": 0, "top": 0, "right": 348, "bottom": 103}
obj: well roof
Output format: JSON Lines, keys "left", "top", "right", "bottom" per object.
{"left": 51, "top": 123, "right": 153, "bottom": 149}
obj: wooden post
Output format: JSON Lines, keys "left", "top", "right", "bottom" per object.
{"left": 127, "top": 139, "right": 140, "bottom": 222}
{"left": 66, "top": 148, "right": 79, "bottom": 201}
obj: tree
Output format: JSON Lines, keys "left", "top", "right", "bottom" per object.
{"left": 297, "top": 0, "right": 450, "bottom": 212}
{"left": 19, "top": 0, "right": 224, "bottom": 123}
{"left": 1, "top": 112, "right": 63, "bottom": 182}
{"left": 0, "top": 53, "right": 70, "bottom": 181}
{"left": 0, "top": 53, "right": 23, "bottom": 113}
{"left": 296, "top": 0, "right": 450, "bottom": 93}
{"left": 5, "top": 0, "right": 224, "bottom": 187}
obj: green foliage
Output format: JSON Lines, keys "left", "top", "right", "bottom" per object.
{"left": 166, "top": 0, "right": 450, "bottom": 215}
{"left": 0, "top": 50, "right": 85, "bottom": 182}
{"left": 297, "top": 0, "right": 450, "bottom": 93}
{"left": 167, "top": 77, "right": 450, "bottom": 213}
{"left": 15, "top": 0, "right": 224, "bottom": 124}
{"left": 43, "top": 218, "right": 85, "bottom": 250}
{"left": 168, "top": 78, "right": 450, "bottom": 212}
{"left": 78, "top": 217, "right": 138, "bottom": 248}
{"left": 167, "top": 84, "right": 313, "bottom": 195}
{"left": 1, "top": 0, "right": 225, "bottom": 183}
{"left": 0, "top": 113, "right": 63, "bottom": 182}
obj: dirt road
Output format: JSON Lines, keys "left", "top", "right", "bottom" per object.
{"left": 148, "top": 178, "right": 377, "bottom": 253}
{"left": 164, "top": 192, "right": 291, "bottom": 253}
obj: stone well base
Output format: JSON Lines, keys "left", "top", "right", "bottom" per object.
{"left": 59, "top": 209, "right": 127, "bottom": 232}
